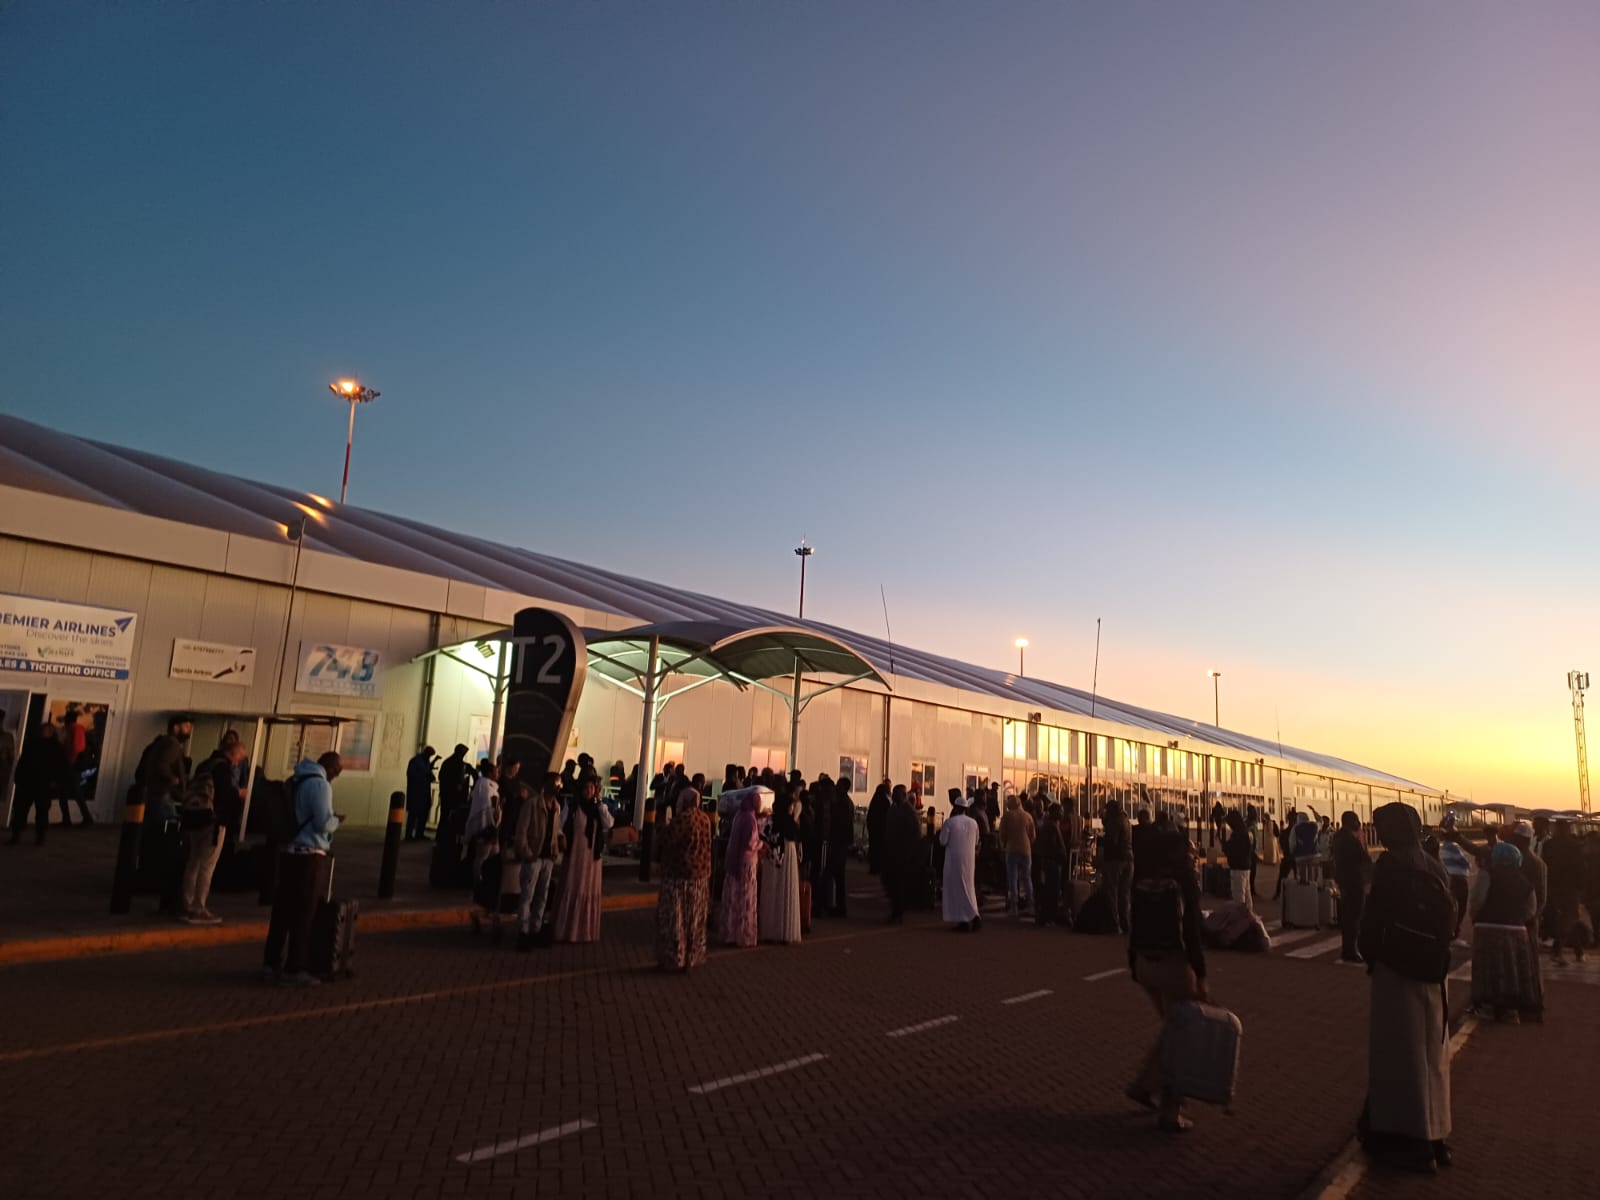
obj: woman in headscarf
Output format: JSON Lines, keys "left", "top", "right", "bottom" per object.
{"left": 865, "top": 781, "right": 891, "bottom": 876}
{"left": 1357, "top": 803, "right": 1453, "bottom": 1173}
{"left": 1468, "top": 841, "right": 1540, "bottom": 1022}
{"left": 654, "top": 787, "right": 712, "bottom": 972}
{"left": 552, "top": 773, "right": 614, "bottom": 944}
{"left": 758, "top": 788, "right": 803, "bottom": 944}
{"left": 718, "top": 790, "right": 761, "bottom": 947}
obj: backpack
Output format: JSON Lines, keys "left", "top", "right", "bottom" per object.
{"left": 1375, "top": 865, "right": 1456, "bottom": 983}
{"left": 1130, "top": 876, "right": 1185, "bottom": 954}
{"left": 277, "top": 774, "right": 310, "bottom": 844}
{"left": 178, "top": 774, "right": 217, "bottom": 832}
{"left": 1291, "top": 821, "right": 1319, "bottom": 859}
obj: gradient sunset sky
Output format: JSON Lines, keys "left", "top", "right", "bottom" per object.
{"left": 4, "top": 3, "right": 1597, "bottom": 805}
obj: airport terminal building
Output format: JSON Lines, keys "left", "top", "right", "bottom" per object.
{"left": 0, "top": 415, "right": 1444, "bottom": 832}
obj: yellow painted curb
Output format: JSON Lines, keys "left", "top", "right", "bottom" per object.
{"left": 0, "top": 889, "right": 660, "bottom": 968}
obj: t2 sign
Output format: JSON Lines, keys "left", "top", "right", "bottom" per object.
{"left": 501, "top": 608, "right": 587, "bottom": 782}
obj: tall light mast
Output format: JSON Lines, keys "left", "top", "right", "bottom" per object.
{"left": 1568, "top": 670, "right": 1591, "bottom": 813}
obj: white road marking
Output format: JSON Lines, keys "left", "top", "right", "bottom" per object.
{"left": 456, "top": 1118, "right": 597, "bottom": 1164}
{"left": 1001, "top": 989, "right": 1053, "bottom": 1006}
{"left": 1286, "top": 935, "right": 1344, "bottom": 960}
{"left": 886, "top": 1015, "right": 960, "bottom": 1038}
{"left": 1084, "top": 967, "right": 1128, "bottom": 982}
{"left": 687, "top": 1052, "right": 829, "bottom": 1095}
{"left": 1270, "top": 928, "right": 1321, "bottom": 948}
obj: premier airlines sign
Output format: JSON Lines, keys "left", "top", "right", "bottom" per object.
{"left": 0, "top": 593, "right": 138, "bottom": 680}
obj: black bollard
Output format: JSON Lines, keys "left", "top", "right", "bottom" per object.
{"left": 109, "top": 787, "right": 144, "bottom": 914}
{"left": 378, "top": 790, "right": 404, "bottom": 899}
{"left": 637, "top": 796, "right": 656, "bottom": 883}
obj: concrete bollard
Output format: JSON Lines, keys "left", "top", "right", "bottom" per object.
{"left": 109, "top": 788, "right": 145, "bottom": 914}
{"left": 637, "top": 797, "right": 656, "bottom": 882}
{"left": 378, "top": 790, "right": 405, "bottom": 899}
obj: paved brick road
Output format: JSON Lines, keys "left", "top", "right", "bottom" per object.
{"left": 0, "top": 868, "right": 1586, "bottom": 1199}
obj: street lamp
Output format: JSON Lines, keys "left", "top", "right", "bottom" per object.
{"left": 793, "top": 540, "right": 814, "bottom": 618}
{"left": 1207, "top": 669, "right": 1222, "bottom": 727}
{"left": 1014, "top": 637, "right": 1029, "bottom": 677}
{"left": 328, "top": 378, "right": 380, "bottom": 504}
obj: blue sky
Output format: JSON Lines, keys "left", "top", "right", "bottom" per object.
{"left": 4, "top": 2, "right": 1598, "bottom": 802}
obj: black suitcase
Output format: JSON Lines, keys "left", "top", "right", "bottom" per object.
{"left": 1204, "top": 864, "right": 1231, "bottom": 899}
{"left": 309, "top": 898, "right": 358, "bottom": 980}
{"left": 1072, "top": 888, "right": 1118, "bottom": 935}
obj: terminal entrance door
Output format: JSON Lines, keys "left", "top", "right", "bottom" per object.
{"left": 0, "top": 674, "right": 127, "bottom": 826}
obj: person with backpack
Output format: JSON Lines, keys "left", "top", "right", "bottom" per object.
{"left": 1125, "top": 821, "right": 1207, "bottom": 1133}
{"left": 134, "top": 714, "right": 194, "bottom": 908}
{"left": 1291, "top": 811, "right": 1320, "bottom": 884}
{"left": 262, "top": 752, "right": 344, "bottom": 987}
{"left": 1356, "top": 802, "right": 1455, "bottom": 1174}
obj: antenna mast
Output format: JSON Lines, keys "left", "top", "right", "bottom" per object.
{"left": 1569, "top": 670, "right": 1591, "bottom": 813}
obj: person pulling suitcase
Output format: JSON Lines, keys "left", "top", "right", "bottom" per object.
{"left": 263, "top": 752, "right": 344, "bottom": 987}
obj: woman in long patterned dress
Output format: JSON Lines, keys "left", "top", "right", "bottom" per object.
{"left": 758, "top": 790, "right": 803, "bottom": 945}
{"left": 553, "top": 775, "right": 614, "bottom": 944}
{"left": 1468, "top": 842, "right": 1540, "bottom": 1021}
{"left": 719, "top": 791, "right": 761, "bottom": 947}
{"left": 655, "top": 788, "right": 712, "bottom": 972}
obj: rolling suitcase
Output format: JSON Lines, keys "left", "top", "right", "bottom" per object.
{"left": 1161, "top": 1001, "right": 1242, "bottom": 1109}
{"left": 1318, "top": 881, "right": 1340, "bottom": 927}
{"left": 310, "top": 899, "right": 358, "bottom": 980}
{"left": 1281, "top": 880, "right": 1320, "bottom": 928}
{"left": 308, "top": 861, "right": 357, "bottom": 980}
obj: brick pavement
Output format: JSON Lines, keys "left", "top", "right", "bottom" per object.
{"left": 0, "top": 865, "right": 1579, "bottom": 1199}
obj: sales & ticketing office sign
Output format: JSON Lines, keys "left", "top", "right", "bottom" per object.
{"left": 0, "top": 593, "right": 138, "bottom": 679}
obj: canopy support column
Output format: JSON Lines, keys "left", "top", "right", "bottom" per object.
{"left": 236, "top": 716, "right": 267, "bottom": 844}
{"left": 787, "top": 660, "right": 802, "bottom": 777}
{"left": 487, "top": 642, "right": 508, "bottom": 762}
{"left": 634, "top": 636, "right": 661, "bottom": 826}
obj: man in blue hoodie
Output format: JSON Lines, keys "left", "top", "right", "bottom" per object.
{"left": 263, "top": 752, "right": 344, "bottom": 986}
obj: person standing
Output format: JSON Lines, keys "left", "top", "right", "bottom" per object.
{"left": 865, "top": 781, "right": 891, "bottom": 876}
{"left": 404, "top": 746, "right": 435, "bottom": 841}
{"left": 262, "top": 752, "right": 343, "bottom": 987}
{"left": 552, "top": 773, "right": 614, "bottom": 944}
{"left": 999, "top": 793, "right": 1036, "bottom": 915}
{"left": 464, "top": 760, "right": 501, "bottom": 885}
{"left": 881, "top": 785, "right": 921, "bottom": 923}
{"left": 134, "top": 714, "right": 194, "bottom": 906}
{"left": 655, "top": 787, "right": 712, "bottom": 972}
{"left": 1033, "top": 803, "right": 1070, "bottom": 926}
{"left": 719, "top": 790, "right": 761, "bottom": 947}
{"left": 511, "top": 776, "right": 565, "bottom": 949}
{"left": 8, "top": 722, "right": 72, "bottom": 845}
{"left": 1543, "top": 822, "right": 1585, "bottom": 966}
{"left": 1331, "top": 811, "right": 1373, "bottom": 963}
{"left": 1209, "top": 800, "right": 1226, "bottom": 849}
{"left": 1357, "top": 803, "right": 1454, "bottom": 1173}
{"left": 56, "top": 708, "right": 93, "bottom": 825}
{"left": 1272, "top": 811, "right": 1297, "bottom": 900}
{"left": 1438, "top": 836, "right": 1474, "bottom": 946}
{"left": 1100, "top": 800, "right": 1134, "bottom": 935}
{"left": 1468, "top": 842, "right": 1539, "bottom": 1022}
{"left": 1222, "top": 811, "right": 1255, "bottom": 910}
{"left": 435, "top": 744, "right": 470, "bottom": 836}
{"left": 819, "top": 776, "right": 854, "bottom": 917}
{"left": 759, "top": 790, "right": 804, "bottom": 944}
{"left": 939, "top": 789, "right": 982, "bottom": 932}
{"left": 1125, "top": 823, "right": 1207, "bottom": 1133}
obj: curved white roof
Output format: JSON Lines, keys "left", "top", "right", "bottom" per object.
{"left": 0, "top": 414, "right": 1435, "bottom": 793}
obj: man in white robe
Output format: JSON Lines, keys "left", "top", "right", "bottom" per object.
{"left": 939, "top": 789, "right": 982, "bottom": 932}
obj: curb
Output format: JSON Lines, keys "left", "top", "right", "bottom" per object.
{"left": 0, "top": 890, "right": 659, "bottom": 968}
